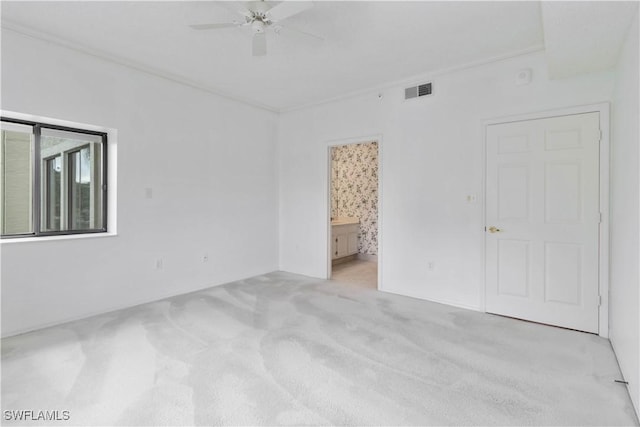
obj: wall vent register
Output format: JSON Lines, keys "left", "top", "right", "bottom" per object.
{"left": 405, "top": 82, "right": 433, "bottom": 100}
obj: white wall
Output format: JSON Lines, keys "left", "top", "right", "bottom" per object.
{"left": 610, "top": 13, "right": 640, "bottom": 416}
{"left": 279, "top": 51, "right": 615, "bottom": 310}
{"left": 0, "top": 30, "right": 279, "bottom": 336}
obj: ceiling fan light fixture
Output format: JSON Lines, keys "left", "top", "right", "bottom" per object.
{"left": 190, "top": 1, "right": 321, "bottom": 57}
{"left": 252, "top": 20, "right": 266, "bottom": 34}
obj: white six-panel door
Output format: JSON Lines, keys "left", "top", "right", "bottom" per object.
{"left": 485, "top": 112, "right": 601, "bottom": 333}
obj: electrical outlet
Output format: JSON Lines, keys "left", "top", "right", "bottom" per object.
{"left": 466, "top": 194, "right": 477, "bottom": 204}
{"left": 155, "top": 258, "right": 163, "bottom": 270}
{"left": 202, "top": 253, "right": 209, "bottom": 263}
{"left": 427, "top": 261, "right": 435, "bottom": 271}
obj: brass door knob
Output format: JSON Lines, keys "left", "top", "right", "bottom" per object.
{"left": 488, "top": 226, "right": 501, "bottom": 233}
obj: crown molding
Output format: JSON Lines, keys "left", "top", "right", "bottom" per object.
{"left": 1, "top": 19, "right": 280, "bottom": 114}
{"left": 280, "top": 44, "right": 546, "bottom": 113}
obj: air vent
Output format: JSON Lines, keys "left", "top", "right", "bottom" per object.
{"left": 404, "top": 82, "right": 433, "bottom": 100}
{"left": 418, "top": 82, "right": 432, "bottom": 96}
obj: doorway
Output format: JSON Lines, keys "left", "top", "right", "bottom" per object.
{"left": 484, "top": 109, "right": 607, "bottom": 334}
{"left": 327, "top": 140, "right": 379, "bottom": 289}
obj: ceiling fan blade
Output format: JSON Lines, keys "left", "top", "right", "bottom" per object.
{"left": 190, "top": 23, "right": 239, "bottom": 30}
{"left": 252, "top": 32, "right": 267, "bottom": 56}
{"left": 215, "top": 1, "right": 253, "bottom": 18}
{"left": 266, "top": 1, "right": 313, "bottom": 22}
{"left": 274, "top": 24, "right": 324, "bottom": 42}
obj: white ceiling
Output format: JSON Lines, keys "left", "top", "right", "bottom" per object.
{"left": 1, "top": 1, "right": 636, "bottom": 112}
{"left": 541, "top": 1, "right": 639, "bottom": 79}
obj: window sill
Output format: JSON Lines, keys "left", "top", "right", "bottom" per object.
{"left": 0, "top": 231, "right": 117, "bottom": 245}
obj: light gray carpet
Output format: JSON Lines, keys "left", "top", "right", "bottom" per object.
{"left": 1, "top": 271, "right": 638, "bottom": 426}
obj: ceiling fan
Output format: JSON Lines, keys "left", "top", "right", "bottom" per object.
{"left": 190, "top": 1, "right": 323, "bottom": 56}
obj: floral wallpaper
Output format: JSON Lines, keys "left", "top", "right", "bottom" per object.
{"left": 331, "top": 142, "right": 378, "bottom": 255}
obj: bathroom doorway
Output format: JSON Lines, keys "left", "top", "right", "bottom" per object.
{"left": 327, "top": 139, "right": 380, "bottom": 289}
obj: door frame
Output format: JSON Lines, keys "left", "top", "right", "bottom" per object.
{"left": 325, "top": 134, "right": 383, "bottom": 290}
{"left": 482, "top": 103, "right": 610, "bottom": 337}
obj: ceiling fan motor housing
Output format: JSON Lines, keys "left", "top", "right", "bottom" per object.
{"left": 189, "top": 1, "right": 319, "bottom": 56}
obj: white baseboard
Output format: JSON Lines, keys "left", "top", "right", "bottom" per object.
{"left": 357, "top": 253, "right": 378, "bottom": 262}
{"left": 378, "top": 287, "right": 482, "bottom": 312}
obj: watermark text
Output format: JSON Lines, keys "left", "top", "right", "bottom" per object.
{"left": 3, "top": 410, "right": 70, "bottom": 422}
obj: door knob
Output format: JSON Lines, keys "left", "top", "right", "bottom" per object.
{"left": 488, "top": 226, "right": 501, "bottom": 233}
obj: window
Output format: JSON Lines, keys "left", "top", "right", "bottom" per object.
{"left": 1, "top": 118, "right": 107, "bottom": 238}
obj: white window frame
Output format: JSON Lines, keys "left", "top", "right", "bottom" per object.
{"left": 0, "top": 111, "right": 118, "bottom": 241}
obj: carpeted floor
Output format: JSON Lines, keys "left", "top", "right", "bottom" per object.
{"left": 1, "top": 271, "right": 638, "bottom": 426}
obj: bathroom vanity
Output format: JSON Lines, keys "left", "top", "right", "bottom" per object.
{"left": 331, "top": 217, "right": 359, "bottom": 260}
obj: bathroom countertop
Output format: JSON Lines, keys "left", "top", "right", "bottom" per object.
{"left": 331, "top": 217, "right": 360, "bottom": 226}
